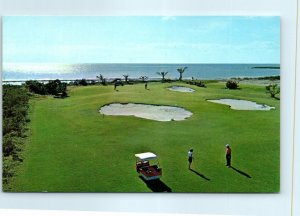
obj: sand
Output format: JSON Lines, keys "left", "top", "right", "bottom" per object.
{"left": 99, "top": 103, "right": 193, "bottom": 121}
{"left": 207, "top": 99, "right": 275, "bottom": 111}
{"left": 167, "top": 86, "right": 195, "bottom": 93}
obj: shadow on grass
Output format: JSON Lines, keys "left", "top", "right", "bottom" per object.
{"left": 231, "top": 166, "right": 252, "bottom": 178}
{"left": 139, "top": 176, "right": 172, "bottom": 192}
{"left": 189, "top": 169, "right": 210, "bottom": 181}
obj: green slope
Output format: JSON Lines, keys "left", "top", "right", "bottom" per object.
{"left": 9, "top": 82, "right": 280, "bottom": 192}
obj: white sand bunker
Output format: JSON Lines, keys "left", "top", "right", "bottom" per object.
{"left": 100, "top": 103, "right": 193, "bottom": 121}
{"left": 207, "top": 99, "right": 275, "bottom": 111}
{"left": 168, "top": 86, "right": 195, "bottom": 93}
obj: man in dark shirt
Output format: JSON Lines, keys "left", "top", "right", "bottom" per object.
{"left": 188, "top": 149, "right": 193, "bottom": 169}
{"left": 225, "top": 144, "right": 232, "bottom": 167}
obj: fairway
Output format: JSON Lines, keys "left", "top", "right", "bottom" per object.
{"left": 10, "top": 82, "right": 280, "bottom": 192}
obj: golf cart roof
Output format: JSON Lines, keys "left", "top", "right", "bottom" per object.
{"left": 135, "top": 152, "right": 158, "bottom": 160}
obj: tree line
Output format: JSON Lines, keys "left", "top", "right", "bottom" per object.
{"left": 3, "top": 85, "right": 29, "bottom": 190}
{"left": 3, "top": 80, "right": 70, "bottom": 190}
{"left": 25, "top": 79, "right": 68, "bottom": 98}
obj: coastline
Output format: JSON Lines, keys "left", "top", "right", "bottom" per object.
{"left": 2, "top": 75, "right": 280, "bottom": 86}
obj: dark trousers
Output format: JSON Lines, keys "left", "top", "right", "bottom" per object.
{"left": 226, "top": 154, "right": 231, "bottom": 166}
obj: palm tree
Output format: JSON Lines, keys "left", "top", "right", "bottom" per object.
{"left": 177, "top": 67, "right": 188, "bottom": 81}
{"left": 156, "top": 71, "right": 168, "bottom": 82}
{"left": 96, "top": 74, "right": 106, "bottom": 85}
{"left": 123, "top": 74, "right": 129, "bottom": 83}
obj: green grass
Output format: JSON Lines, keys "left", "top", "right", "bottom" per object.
{"left": 8, "top": 82, "right": 280, "bottom": 192}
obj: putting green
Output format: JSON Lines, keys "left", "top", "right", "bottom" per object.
{"left": 9, "top": 82, "right": 280, "bottom": 192}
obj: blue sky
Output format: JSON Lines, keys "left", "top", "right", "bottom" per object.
{"left": 3, "top": 16, "right": 280, "bottom": 64}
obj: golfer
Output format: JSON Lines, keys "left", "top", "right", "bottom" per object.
{"left": 188, "top": 149, "right": 193, "bottom": 169}
{"left": 225, "top": 144, "right": 232, "bottom": 167}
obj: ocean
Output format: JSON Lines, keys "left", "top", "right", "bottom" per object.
{"left": 2, "top": 63, "right": 280, "bottom": 82}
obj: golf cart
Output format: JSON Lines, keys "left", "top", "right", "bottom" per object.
{"left": 135, "top": 152, "right": 162, "bottom": 181}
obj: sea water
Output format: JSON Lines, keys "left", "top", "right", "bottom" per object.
{"left": 3, "top": 63, "right": 280, "bottom": 81}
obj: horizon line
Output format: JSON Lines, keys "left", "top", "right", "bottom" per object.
{"left": 3, "top": 62, "right": 281, "bottom": 65}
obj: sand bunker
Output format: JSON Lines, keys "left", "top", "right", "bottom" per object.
{"left": 168, "top": 86, "right": 195, "bottom": 93}
{"left": 100, "top": 103, "right": 193, "bottom": 121}
{"left": 207, "top": 99, "right": 275, "bottom": 111}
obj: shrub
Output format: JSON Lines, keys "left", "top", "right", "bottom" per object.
{"left": 46, "top": 79, "right": 67, "bottom": 95}
{"left": 266, "top": 84, "right": 280, "bottom": 98}
{"left": 186, "top": 80, "right": 206, "bottom": 88}
{"left": 25, "top": 80, "right": 47, "bottom": 95}
{"left": 25, "top": 79, "right": 68, "bottom": 97}
{"left": 139, "top": 76, "right": 148, "bottom": 83}
{"left": 61, "top": 91, "right": 68, "bottom": 98}
{"left": 78, "top": 79, "right": 88, "bottom": 86}
{"left": 3, "top": 156, "right": 15, "bottom": 185}
{"left": 164, "top": 78, "right": 173, "bottom": 83}
{"left": 226, "top": 80, "right": 239, "bottom": 89}
{"left": 2, "top": 85, "right": 29, "bottom": 189}
{"left": 3, "top": 85, "right": 29, "bottom": 136}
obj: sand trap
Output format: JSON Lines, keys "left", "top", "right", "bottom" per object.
{"left": 168, "top": 86, "right": 195, "bottom": 93}
{"left": 207, "top": 99, "right": 275, "bottom": 111}
{"left": 99, "top": 103, "right": 193, "bottom": 121}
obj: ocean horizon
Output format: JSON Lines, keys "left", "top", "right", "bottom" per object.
{"left": 2, "top": 63, "right": 280, "bottom": 82}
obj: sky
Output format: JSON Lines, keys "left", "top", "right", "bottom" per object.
{"left": 3, "top": 16, "right": 280, "bottom": 64}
